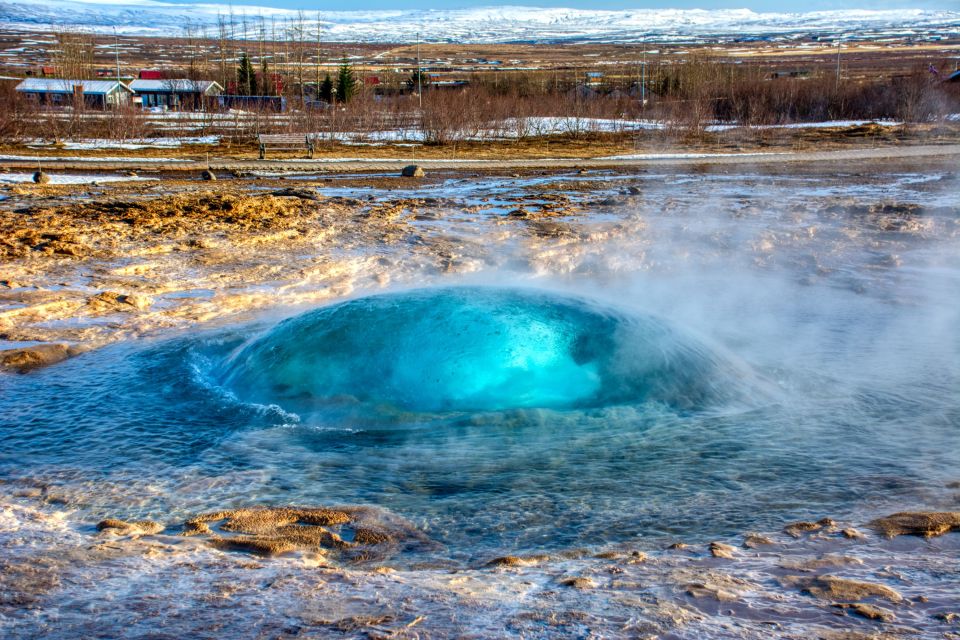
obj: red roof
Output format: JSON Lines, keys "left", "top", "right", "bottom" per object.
{"left": 139, "top": 70, "right": 164, "bottom": 80}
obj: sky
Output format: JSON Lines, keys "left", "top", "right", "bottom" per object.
{"left": 157, "top": 0, "right": 958, "bottom": 12}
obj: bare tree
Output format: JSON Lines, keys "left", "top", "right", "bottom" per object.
{"left": 217, "top": 14, "right": 230, "bottom": 91}
{"left": 53, "top": 30, "right": 95, "bottom": 79}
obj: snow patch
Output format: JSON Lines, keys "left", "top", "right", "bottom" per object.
{"left": 26, "top": 135, "right": 220, "bottom": 150}
{"left": 0, "top": 155, "right": 194, "bottom": 163}
{"left": 598, "top": 152, "right": 783, "bottom": 160}
{"left": 0, "top": 172, "right": 157, "bottom": 184}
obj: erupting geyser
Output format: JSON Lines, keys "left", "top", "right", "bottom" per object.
{"left": 222, "top": 287, "right": 744, "bottom": 414}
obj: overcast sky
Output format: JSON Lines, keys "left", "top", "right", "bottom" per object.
{"left": 157, "top": 0, "right": 958, "bottom": 12}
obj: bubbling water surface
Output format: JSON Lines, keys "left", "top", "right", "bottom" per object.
{"left": 221, "top": 287, "right": 746, "bottom": 415}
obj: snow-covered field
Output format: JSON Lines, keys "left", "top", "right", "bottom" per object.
{"left": 0, "top": 155, "right": 194, "bottom": 162}
{"left": 0, "top": 172, "right": 156, "bottom": 184}
{"left": 26, "top": 136, "right": 220, "bottom": 150}
{"left": 597, "top": 151, "right": 782, "bottom": 160}
{"left": 312, "top": 117, "right": 904, "bottom": 144}
{"left": 704, "top": 119, "right": 903, "bottom": 132}
{"left": 0, "top": 1, "right": 956, "bottom": 43}
{"left": 7, "top": 118, "right": 909, "bottom": 152}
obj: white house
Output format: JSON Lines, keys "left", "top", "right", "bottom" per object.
{"left": 15, "top": 78, "right": 133, "bottom": 109}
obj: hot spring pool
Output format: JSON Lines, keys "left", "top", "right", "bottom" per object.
{"left": 1, "top": 279, "right": 957, "bottom": 562}
{"left": 3, "top": 163, "right": 960, "bottom": 638}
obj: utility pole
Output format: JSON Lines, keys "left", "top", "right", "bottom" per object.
{"left": 113, "top": 28, "right": 121, "bottom": 82}
{"left": 641, "top": 35, "right": 647, "bottom": 106}
{"left": 416, "top": 30, "right": 422, "bottom": 110}
{"left": 315, "top": 11, "right": 321, "bottom": 92}
{"left": 835, "top": 39, "right": 842, "bottom": 88}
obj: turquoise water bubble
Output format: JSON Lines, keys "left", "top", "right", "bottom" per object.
{"left": 221, "top": 287, "right": 741, "bottom": 415}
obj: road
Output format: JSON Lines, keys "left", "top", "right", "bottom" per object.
{"left": 3, "top": 143, "right": 959, "bottom": 173}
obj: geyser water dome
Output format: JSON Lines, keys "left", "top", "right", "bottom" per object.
{"left": 222, "top": 287, "right": 745, "bottom": 414}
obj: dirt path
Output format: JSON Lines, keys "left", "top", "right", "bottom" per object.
{"left": 3, "top": 143, "right": 960, "bottom": 173}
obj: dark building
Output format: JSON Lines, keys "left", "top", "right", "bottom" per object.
{"left": 218, "top": 94, "right": 287, "bottom": 112}
{"left": 130, "top": 79, "right": 223, "bottom": 110}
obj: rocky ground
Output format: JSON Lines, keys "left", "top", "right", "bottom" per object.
{"left": 0, "top": 173, "right": 601, "bottom": 371}
{"left": 1, "top": 483, "right": 959, "bottom": 638}
{"left": 3, "top": 156, "right": 959, "bottom": 373}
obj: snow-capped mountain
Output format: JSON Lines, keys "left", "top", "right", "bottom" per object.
{"left": 0, "top": 0, "right": 956, "bottom": 43}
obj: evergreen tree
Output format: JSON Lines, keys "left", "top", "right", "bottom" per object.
{"left": 319, "top": 74, "right": 334, "bottom": 104}
{"left": 407, "top": 69, "right": 430, "bottom": 92}
{"left": 237, "top": 52, "right": 258, "bottom": 96}
{"left": 261, "top": 59, "right": 271, "bottom": 95}
{"left": 335, "top": 56, "right": 356, "bottom": 104}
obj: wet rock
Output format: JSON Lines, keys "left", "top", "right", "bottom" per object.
{"left": 560, "top": 576, "right": 596, "bottom": 589}
{"left": 786, "top": 575, "right": 902, "bottom": 603}
{"left": 709, "top": 542, "right": 736, "bottom": 559}
{"left": 832, "top": 602, "right": 896, "bottom": 622}
{"left": 184, "top": 506, "right": 349, "bottom": 536}
{"left": 271, "top": 187, "right": 324, "bottom": 201}
{"left": 593, "top": 550, "right": 647, "bottom": 563}
{"left": 528, "top": 221, "right": 575, "bottom": 238}
{"left": 743, "top": 533, "right": 774, "bottom": 549}
{"left": 210, "top": 537, "right": 300, "bottom": 555}
{"left": 842, "top": 527, "right": 867, "bottom": 540}
{"left": 96, "top": 519, "right": 164, "bottom": 537}
{"left": 685, "top": 583, "right": 739, "bottom": 602}
{"left": 401, "top": 165, "right": 424, "bottom": 178}
{"left": 869, "top": 202, "right": 923, "bottom": 216}
{"left": 784, "top": 518, "right": 837, "bottom": 538}
{"left": 782, "top": 555, "right": 864, "bottom": 572}
{"left": 667, "top": 542, "right": 691, "bottom": 551}
{"left": 935, "top": 612, "right": 959, "bottom": 623}
{"left": 201, "top": 170, "right": 217, "bottom": 181}
{"left": 32, "top": 171, "right": 49, "bottom": 185}
{"left": 0, "top": 343, "right": 78, "bottom": 372}
{"left": 179, "top": 506, "right": 426, "bottom": 560}
{"left": 87, "top": 291, "right": 151, "bottom": 313}
{"left": 599, "top": 196, "right": 627, "bottom": 207}
{"left": 837, "top": 201, "right": 930, "bottom": 233}
{"left": 869, "top": 512, "right": 960, "bottom": 538}
{"left": 13, "top": 231, "right": 92, "bottom": 259}
{"left": 486, "top": 554, "right": 550, "bottom": 568}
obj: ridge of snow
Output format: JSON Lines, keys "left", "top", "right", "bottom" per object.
{"left": 0, "top": 2, "right": 956, "bottom": 43}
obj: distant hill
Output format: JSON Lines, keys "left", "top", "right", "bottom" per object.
{"left": 0, "top": 1, "right": 957, "bottom": 43}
